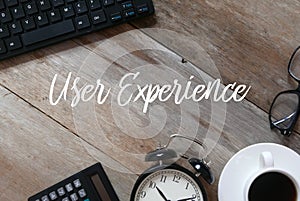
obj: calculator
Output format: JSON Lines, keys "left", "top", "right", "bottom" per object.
{"left": 28, "top": 163, "right": 120, "bottom": 201}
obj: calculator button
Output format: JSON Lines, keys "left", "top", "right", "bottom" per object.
{"left": 65, "top": 183, "right": 74, "bottom": 192}
{"left": 49, "top": 191, "right": 58, "bottom": 200}
{"left": 41, "top": 195, "right": 50, "bottom": 201}
{"left": 73, "top": 179, "right": 82, "bottom": 188}
{"left": 62, "top": 198, "right": 70, "bottom": 201}
{"left": 70, "top": 193, "right": 78, "bottom": 201}
{"left": 57, "top": 187, "right": 66, "bottom": 196}
{"left": 78, "top": 189, "right": 87, "bottom": 198}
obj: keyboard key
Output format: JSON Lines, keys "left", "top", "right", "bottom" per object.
{"left": 48, "top": 9, "right": 62, "bottom": 23}
{"left": 9, "top": 21, "right": 23, "bottom": 34}
{"left": 123, "top": 8, "right": 135, "bottom": 18}
{"left": 5, "top": 36, "right": 22, "bottom": 50}
{"left": 0, "top": 25, "right": 10, "bottom": 38}
{"left": 75, "top": 15, "right": 90, "bottom": 30}
{"left": 22, "top": 17, "right": 36, "bottom": 31}
{"left": 11, "top": 5, "right": 25, "bottom": 19}
{"left": 62, "top": 5, "right": 74, "bottom": 18}
{"left": 110, "top": 12, "right": 122, "bottom": 22}
{"left": 0, "top": 11, "right": 12, "bottom": 23}
{"left": 38, "top": 0, "right": 51, "bottom": 11}
{"left": 103, "top": 0, "right": 114, "bottom": 7}
{"left": 21, "top": 19, "right": 75, "bottom": 46}
{"left": 62, "top": 198, "right": 69, "bottom": 201}
{"left": 91, "top": 10, "right": 106, "bottom": 24}
{"left": 36, "top": 13, "right": 49, "bottom": 26}
{"left": 75, "top": 1, "right": 88, "bottom": 14}
{"left": 51, "top": 0, "right": 64, "bottom": 7}
{"left": 24, "top": 1, "right": 38, "bottom": 15}
{"left": 88, "top": 0, "right": 101, "bottom": 10}
{"left": 122, "top": 1, "right": 133, "bottom": 9}
{"left": 137, "top": 4, "right": 149, "bottom": 14}
{"left": 5, "top": 0, "right": 18, "bottom": 7}
{"left": 0, "top": 40, "right": 7, "bottom": 54}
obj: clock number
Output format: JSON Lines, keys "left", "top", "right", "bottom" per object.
{"left": 185, "top": 182, "right": 190, "bottom": 190}
{"left": 160, "top": 175, "right": 167, "bottom": 183}
{"left": 173, "top": 175, "right": 181, "bottom": 183}
{"left": 140, "top": 191, "right": 146, "bottom": 198}
{"left": 149, "top": 181, "right": 156, "bottom": 189}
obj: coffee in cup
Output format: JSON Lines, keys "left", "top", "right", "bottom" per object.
{"left": 244, "top": 152, "right": 298, "bottom": 201}
{"left": 248, "top": 171, "right": 297, "bottom": 201}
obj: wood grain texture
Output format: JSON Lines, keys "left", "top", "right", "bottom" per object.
{"left": 132, "top": 0, "right": 300, "bottom": 132}
{"left": 0, "top": 20, "right": 300, "bottom": 201}
{"left": 0, "top": 85, "right": 136, "bottom": 200}
{"left": 1, "top": 1, "right": 300, "bottom": 200}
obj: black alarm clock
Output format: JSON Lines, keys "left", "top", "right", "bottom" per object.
{"left": 130, "top": 134, "right": 214, "bottom": 201}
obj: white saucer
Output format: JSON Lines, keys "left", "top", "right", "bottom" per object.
{"left": 218, "top": 143, "right": 300, "bottom": 201}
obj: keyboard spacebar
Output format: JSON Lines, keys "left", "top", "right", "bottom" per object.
{"left": 21, "top": 20, "right": 75, "bottom": 46}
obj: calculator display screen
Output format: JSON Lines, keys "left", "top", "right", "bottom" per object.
{"left": 91, "top": 174, "right": 112, "bottom": 201}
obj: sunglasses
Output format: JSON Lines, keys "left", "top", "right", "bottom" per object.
{"left": 269, "top": 46, "right": 300, "bottom": 136}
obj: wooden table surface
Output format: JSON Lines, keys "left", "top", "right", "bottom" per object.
{"left": 1, "top": 0, "right": 300, "bottom": 200}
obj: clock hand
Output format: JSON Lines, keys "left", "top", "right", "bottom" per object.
{"left": 177, "top": 194, "right": 197, "bottom": 201}
{"left": 156, "top": 186, "right": 170, "bottom": 201}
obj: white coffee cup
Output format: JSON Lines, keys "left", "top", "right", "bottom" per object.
{"left": 218, "top": 143, "right": 300, "bottom": 201}
{"left": 244, "top": 151, "right": 299, "bottom": 201}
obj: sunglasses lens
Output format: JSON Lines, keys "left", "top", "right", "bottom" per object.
{"left": 289, "top": 48, "right": 300, "bottom": 79}
{"left": 270, "top": 93, "right": 299, "bottom": 129}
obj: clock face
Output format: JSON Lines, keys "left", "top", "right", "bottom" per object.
{"left": 132, "top": 167, "right": 206, "bottom": 201}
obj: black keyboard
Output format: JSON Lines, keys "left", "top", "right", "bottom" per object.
{"left": 0, "top": 0, "right": 154, "bottom": 60}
